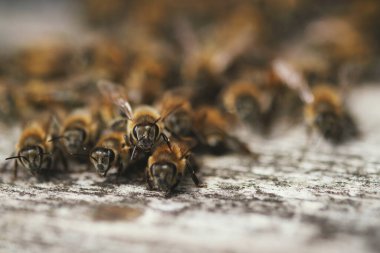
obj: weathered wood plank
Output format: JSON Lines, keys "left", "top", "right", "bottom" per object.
{"left": 0, "top": 86, "right": 379, "bottom": 253}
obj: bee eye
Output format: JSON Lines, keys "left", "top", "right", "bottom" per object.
{"left": 108, "top": 150, "right": 115, "bottom": 163}
{"left": 133, "top": 126, "right": 144, "bottom": 139}
{"left": 153, "top": 125, "right": 159, "bottom": 139}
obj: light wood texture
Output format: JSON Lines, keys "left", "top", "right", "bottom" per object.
{"left": 0, "top": 86, "right": 379, "bottom": 253}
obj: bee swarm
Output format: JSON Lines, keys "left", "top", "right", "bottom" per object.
{"left": 0, "top": 1, "right": 379, "bottom": 253}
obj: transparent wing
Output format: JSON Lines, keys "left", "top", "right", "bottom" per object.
{"left": 97, "top": 80, "right": 133, "bottom": 120}
{"left": 273, "top": 59, "right": 314, "bottom": 104}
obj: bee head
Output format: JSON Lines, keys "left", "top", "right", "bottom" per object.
{"left": 164, "top": 110, "right": 192, "bottom": 137}
{"left": 18, "top": 146, "right": 44, "bottom": 173}
{"left": 150, "top": 162, "right": 177, "bottom": 191}
{"left": 315, "top": 111, "right": 344, "bottom": 143}
{"left": 133, "top": 123, "right": 159, "bottom": 151}
{"left": 90, "top": 147, "right": 115, "bottom": 177}
{"left": 62, "top": 128, "right": 87, "bottom": 154}
{"left": 235, "top": 95, "right": 261, "bottom": 126}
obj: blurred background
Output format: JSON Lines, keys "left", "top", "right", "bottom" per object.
{"left": 1, "top": 0, "right": 380, "bottom": 158}
{"left": 0, "top": 0, "right": 380, "bottom": 152}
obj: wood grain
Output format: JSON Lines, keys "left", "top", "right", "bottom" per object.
{"left": 0, "top": 86, "right": 379, "bottom": 253}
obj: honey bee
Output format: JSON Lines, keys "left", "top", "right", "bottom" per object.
{"left": 146, "top": 141, "right": 203, "bottom": 194}
{"left": 124, "top": 56, "right": 168, "bottom": 105}
{"left": 193, "top": 106, "right": 254, "bottom": 155}
{"left": 125, "top": 105, "right": 173, "bottom": 160}
{"left": 176, "top": 9, "right": 257, "bottom": 106}
{"left": 96, "top": 80, "right": 128, "bottom": 132}
{"left": 0, "top": 82, "right": 21, "bottom": 124}
{"left": 82, "top": 0, "right": 129, "bottom": 27}
{"left": 157, "top": 91, "right": 196, "bottom": 140}
{"left": 98, "top": 81, "right": 172, "bottom": 160}
{"left": 89, "top": 130, "right": 130, "bottom": 177}
{"left": 273, "top": 59, "right": 359, "bottom": 144}
{"left": 79, "top": 38, "right": 126, "bottom": 82}
{"left": 222, "top": 81, "right": 270, "bottom": 132}
{"left": 22, "top": 80, "right": 87, "bottom": 110}
{"left": 14, "top": 39, "right": 74, "bottom": 79}
{"left": 5, "top": 121, "right": 63, "bottom": 178}
{"left": 223, "top": 64, "right": 306, "bottom": 135}
{"left": 52, "top": 109, "right": 99, "bottom": 156}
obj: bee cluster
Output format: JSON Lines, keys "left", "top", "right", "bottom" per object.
{"left": 1, "top": 0, "right": 377, "bottom": 194}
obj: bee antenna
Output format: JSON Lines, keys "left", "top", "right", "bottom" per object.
{"left": 160, "top": 104, "right": 183, "bottom": 122}
{"left": 179, "top": 149, "right": 191, "bottom": 160}
{"left": 154, "top": 117, "right": 162, "bottom": 124}
{"left": 5, "top": 155, "right": 26, "bottom": 161}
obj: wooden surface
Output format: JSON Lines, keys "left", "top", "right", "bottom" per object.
{"left": 0, "top": 86, "right": 380, "bottom": 253}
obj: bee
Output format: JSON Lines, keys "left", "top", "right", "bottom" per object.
{"left": 22, "top": 80, "right": 87, "bottom": 111}
{"left": 175, "top": 10, "right": 256, "bottom": 106}
{"left": 146, "top": 142, "right": 203, "bottom": 194}
{"left": 52, "top": 109, "right": 99, "bottom": 156}
{"left": 157, "top": 91, "right": 196, "bottom": 140}
{"left": 125, "top": 105, "right": 173, "bottom": 160}
{"left": 222, "top": 81, "right": 270, "bottom": 132}
{"left": 89, "top": 130, "right": 130, "bottom": 177}
{"left": 193, "top": 106, "right": 254, "bottom": 156}
{"left": 82, "top": 0, "right": 129, "bottom": 27}
{"left": 223, "top": 64, "right": 306, "bottom": 135}
{"left": 98, "top": 81, "right": 172, "bottom": 160}
{"left": 14, "top": 38, "right": 74, "bottom": 79}
{"left": 79, "top": 38, "right": 126, "bottom": 82}
{"left": 273, "top": 59, "right": 359, "bottom": 144}
{"left": 96, "top": 80, "right": 128, "bottom": 132}
{"left": 276, "top": 16, "right": 369, "bottom": 85}
{"left": 5, "top": 121, "right": 63, "bottom": 178}
{"left": 0, "top": 82, "right": 21, "bottom": 123}
{"left": 124, "top": 56, "right": 168, "bottom": 105}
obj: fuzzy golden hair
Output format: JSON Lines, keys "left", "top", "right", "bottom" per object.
{"left": 223, "top": 82, "right": 262, "bottom": 114}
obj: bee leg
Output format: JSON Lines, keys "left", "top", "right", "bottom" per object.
{"left": 42, "top": 157, "right": 53, "bottom": 181}
{"left": 185, "top": 156, "right": 206, "bottom": 188}
{"left": 12, "top": 160, "right": 18, "bottom": 181}
{"left": 131, "top": 145, "right": 138, "bottom": 160}
{"left": 61, "top": 155, "right": 68, "bottom": 172}
{"left": 164, "top": 190, "right": 173, "bottom": 198}
{"left": 225, "top": 134, "right": 254, "bottom": 156}
{"left": 301, "top": 125, "right": 318, "bottom": 162}
{"left": 46, "top": 156, "right": 52, "bottom": 170}
{"left": 145, "top": 170, "right": 154, "bottom": 190}
{"left": 1, "top": 160, "right": 10, "bottom": 173}
{"left": 115, "top": 158, "right": 123, "bottom": 185}
{"left": 161, "top": 133, "right": 172, "bottom": 151}
{"left": 56, "top": 148, "right": 68, "bottom": 171}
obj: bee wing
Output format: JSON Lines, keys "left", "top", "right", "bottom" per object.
{"left": 116, "top": 98, "right": 134, "bottom": 121}
{"left": 97, "top": 79, "right": 121, "bottom": 102}
{"left": 174, "top": 18, "right": 200, "bottom": 60}
{"left": 272, "top": 59, "right": 314, "bottom": 104}
{"left": 160, "top": 102, "right": 185, "bottom": 122}
{"left": 211, "top": 26, "right": 253, "bottom": 74}
{"left": 97, "top": 80, "right": 133, "bottom": 120}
